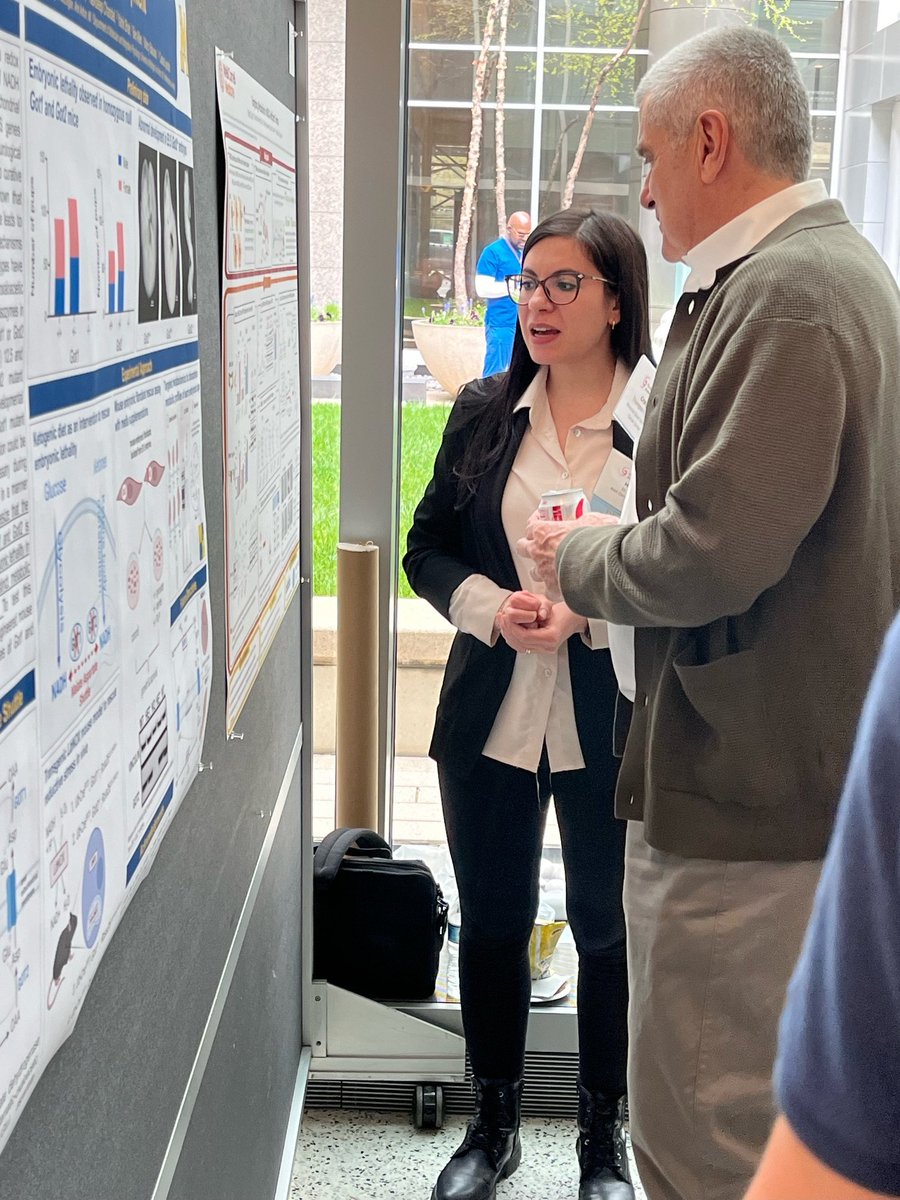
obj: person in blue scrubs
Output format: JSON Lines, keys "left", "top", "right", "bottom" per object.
{"left": 475, "top": 211, "right": 532, "bottom": 375}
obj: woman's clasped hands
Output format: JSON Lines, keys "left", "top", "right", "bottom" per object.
{"left": 494, "top": 589, "right": 587, "bottom": 654}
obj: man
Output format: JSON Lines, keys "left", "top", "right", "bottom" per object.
{"left": 745, "top": 614, "right": 900, "bottom": 1200}
{"left": 475, "top": 210, "right": 531, "bottom": 374}
{"left": 519, "top": 25, "right": 900, "bottom": 1200}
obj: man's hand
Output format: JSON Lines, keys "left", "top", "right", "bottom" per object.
{"left": 499, "top": 602, "right": 587, "bottom": 654}
{"left": 517, "top": 512, "right": 619, "bottom": 593}
{"left": 516, "top": 518, "right": 574, "bottom": 593}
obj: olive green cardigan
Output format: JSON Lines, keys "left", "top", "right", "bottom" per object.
{"left": 558, "top": 200, "right": 900, "bottom": 860}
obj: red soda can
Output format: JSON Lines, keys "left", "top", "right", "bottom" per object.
{"left": 537, "top": 488, "right": 587, "bottom": 521}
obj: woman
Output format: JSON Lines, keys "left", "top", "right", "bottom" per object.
{"left": 404, "top": 208, "right": 651, "bottom": 1200}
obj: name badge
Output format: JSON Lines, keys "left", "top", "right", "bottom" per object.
{"left": 613, "top": 354, "right": 656, "bottom": 442}
{"left": 591, "top": 448, "right": 633, "bottom": 517}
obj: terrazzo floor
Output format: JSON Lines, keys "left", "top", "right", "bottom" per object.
{"left": 291, "top": 1109, "right": 646, "bottom": 1200}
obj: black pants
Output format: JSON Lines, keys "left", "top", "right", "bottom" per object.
{"left": 438, "top": 747, "right": 627, "bottom": 1096}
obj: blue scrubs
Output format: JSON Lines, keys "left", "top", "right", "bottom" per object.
{"left": 476, "top": 236, "right": 522, "bottom": 376}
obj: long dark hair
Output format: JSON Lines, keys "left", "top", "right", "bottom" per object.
{"left": 454, "top": 207, "right": 652, "bottom": 503}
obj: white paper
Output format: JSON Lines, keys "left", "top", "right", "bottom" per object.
{"left": 591, "top": 447, "right": 633, "bottom": 517}
{"left": 530, "top": 973, "right": 571, "bottom": 1003}
{"left": 613, "top": 353, "right": 656, "bottom": 442}
{"left": 216, "top": 52, "right": 301, "bottom": 733}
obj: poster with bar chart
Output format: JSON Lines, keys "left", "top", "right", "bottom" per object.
{"left": 0, "top": 0, "right": 211, "bottom": 1157}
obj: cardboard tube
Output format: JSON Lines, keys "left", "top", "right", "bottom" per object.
{"left": 335, "top": 542, "right": 380, "bottom": 831}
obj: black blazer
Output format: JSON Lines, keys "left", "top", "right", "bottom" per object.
{"left": 404, "top": 379, "right": 632, "bottom": 778}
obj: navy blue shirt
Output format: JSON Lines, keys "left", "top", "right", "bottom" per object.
{"left": 776, "top": 613, "right": 900, "bottom": 1195}
{"left": 476, "top": 236, "right": 522, "bottom": 329}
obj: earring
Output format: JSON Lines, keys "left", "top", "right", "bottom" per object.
{"left": 609, "top": 320, "right": 618, "bottom": 330}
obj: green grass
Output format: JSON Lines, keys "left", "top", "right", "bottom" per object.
{"left": 311, "top": 401, "right": 452, "bottom": 598}
{"left": 404, "top": 298, "right": 435, "bottom": 320}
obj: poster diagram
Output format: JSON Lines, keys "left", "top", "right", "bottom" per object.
{"left": 216, "top": 51, "right": 300, "bottom": 733}
{"left": 0, "top": 0, "right": 211, "bottom": 1155}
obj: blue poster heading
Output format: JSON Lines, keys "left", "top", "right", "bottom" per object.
{"left": 170, "top": 564, "right": 207, "bottom": 626}
{"left": 0, "top": 670, "right": 36, "bottom": 735}
{"left": 0, "top": 0, "right": 18, "bottom": 38}
{"left": 39, "top": 0, "right": 177, "bottom": 97}
{"left": 29, "top": 341, "right": 199, "bottom": 418}
{"left": 126, "top": 781, "right": 175, "bottom": 883}
{"left": 26, "top": 7, "right": 190, "bottom": 133}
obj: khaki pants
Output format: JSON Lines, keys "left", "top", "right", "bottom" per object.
{"left": 624, "top": 822, "right": 821, "bottom": 1200}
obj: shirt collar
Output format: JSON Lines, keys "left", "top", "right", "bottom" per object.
{"left": 504, "top": 233, "right": 523, "bottom": 258}
{"left": 513, "top": 360, "right": 629, "bottom": 430}
{"left": 682, "top": 178, "right": 828, "bottom": 293}
{"left": 513, "top": 366, "right": 548, "bottom": 413}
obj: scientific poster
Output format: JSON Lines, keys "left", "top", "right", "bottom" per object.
{"left": 0, "top": 0, "right": 210, "bottom": 1153}
{"left": 215, "top": 49, "right": 300, "bottom": 734}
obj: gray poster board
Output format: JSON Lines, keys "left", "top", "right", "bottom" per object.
{"left": 0, "top": 0, "right": 312, "bottom": 1196}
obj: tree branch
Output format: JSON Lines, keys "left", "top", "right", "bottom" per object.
{"left": 562, "top": 0, "right": 652, "bottom": 209}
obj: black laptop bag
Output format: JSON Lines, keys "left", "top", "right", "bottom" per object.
{"left": 313, "top": 827, "right": 449, "bottom": 1001}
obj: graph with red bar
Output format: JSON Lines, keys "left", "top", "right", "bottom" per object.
{"left": 51, "top": 197, "right": 93, "bottom": 318}
{"left": 53, "top": 217, "right": 65, "bottom": 316}
{"left": 106, "top": 222, "right": 126, "bottom": 314}
{"left": 68, "top": 198, "right": 79, "bottom": 314}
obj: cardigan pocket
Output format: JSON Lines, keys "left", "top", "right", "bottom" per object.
{"left": 673, "top": 646, "right": 797, "bottom": 808}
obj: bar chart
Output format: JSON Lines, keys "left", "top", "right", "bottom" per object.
{"left": 50, "top": 198, "right": 91, "bottom": 319}
{"left": 26, "top": 57, "right": 197, "bottom": 382}
{"left": 29, "top": 131, "right": 137, "bottom": 377}
{"left": 49, "top": 192, "right": 128, "bottom": 322}
{"left": 105, "top": 222, "right": 126, "bottom": 316}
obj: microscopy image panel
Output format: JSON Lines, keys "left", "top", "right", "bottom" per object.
{"left": 179, "top": 163, "right": 197, "bottom": 316}
{"left": 160, "top": 153, "right": 180, "bottom": 320}
{"left": 138, "top": 144, "right": 160, "bottom": 324}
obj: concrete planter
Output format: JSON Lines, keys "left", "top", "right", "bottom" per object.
{"left": 411, "top": 318, "right": 485, "bottom": 397}
{"left": 310, "top": 319, "right": 342, "bottom": 377}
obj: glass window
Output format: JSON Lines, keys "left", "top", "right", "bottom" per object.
{"left": 754, "top": 0, "right": 843, "bottom": 52}
{"left": 541, "top": 50, "right": 647, "bottom": 106}
{"left": 405, "top": 107, "right": 534, "bottom": 308}
{"left": 793, "top": 56, "right": 839, "bottom": 109}
{"left": 544, "top": 0, "right": 650, "bottom": 50}
{"left": 539, "top": 109, "right": 640, "bottom": 223}
{"left": 410, "top": 49, "right": 538, "bottom": 103}
{"left": 810, "top": 115, "right": 835, "bottom": 183}
{"left": 410, "top": 0, "right": 539, "bottom": 47}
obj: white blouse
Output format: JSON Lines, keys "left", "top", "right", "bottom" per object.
{"left": 447, "top": 362, "right": 629, "bottom": 773}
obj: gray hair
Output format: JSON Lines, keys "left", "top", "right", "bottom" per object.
{"left": 634, "top": 26, "right": 812, "bottom": 183}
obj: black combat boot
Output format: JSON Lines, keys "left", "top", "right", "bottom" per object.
{"left": 431, "top": 1077, "right": 523, "bottom": 1200}
{"left": 576, "top": 1082, "right": 635, "bottom": 1200}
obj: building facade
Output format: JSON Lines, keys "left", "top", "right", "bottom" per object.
{"left": 308, "top": 0, "right": 900, "bottom": 335}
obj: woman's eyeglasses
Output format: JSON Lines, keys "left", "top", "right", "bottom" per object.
{"left": 505, "top": 270, "right": 613, "bottom": 306}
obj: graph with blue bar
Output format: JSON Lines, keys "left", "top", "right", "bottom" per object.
{"left": 50, "top": 196, "right": 91, "bottom": 319}
{"left": 52, "top": 200, "right": 79, "bottom": 317}
{"left": 46, "top": 180, "right": 129, "bottom": 323}
{"left": 106, "top": 222, "right": 126, "bottom": 315}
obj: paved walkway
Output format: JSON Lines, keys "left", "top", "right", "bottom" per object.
{"left": 314, "top": 753, "right": 562, "bottom": 848}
